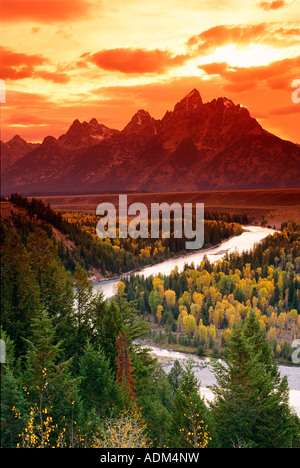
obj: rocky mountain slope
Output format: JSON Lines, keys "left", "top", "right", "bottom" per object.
{"left": 2, "top": 89, "right": 300, "bottom": 194}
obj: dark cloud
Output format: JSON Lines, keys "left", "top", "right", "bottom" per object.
{"left": 86, "top": 48, "right": 190, "bottom": 74}
{"left": 0, "top": 46, "right": 70, "bottom": 83}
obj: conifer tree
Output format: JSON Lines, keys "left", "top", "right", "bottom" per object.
{"left": 1, "top": 231, "right": 41, "bottom": 357}
{"left": 22, "top": 309, "right": 82, "bottom": 445}
{"left": 210, "top": 311, "right": 300, "bottom": 448}
{"left": 79, "top": 340, "right": 116, "bottom": 415}
{"left": 169, "top": 357, "right": 212, "bottom": 448}
{"left": 113, "top": 281, "right": 150, "bottom": 341}
{"left": 97, "top": 300, "right": 124, "bottom": 373}
{"left": 72, "top": 263, "right": 94, "bottom": 370}
{"left": 167, "top": 359, "right": 183, "bottom": 395}
{"left": 26, "top": 228, "right": 75, "bottom": 357}
{"left": 0, "top": 329, "right": 28, "bottom": 447}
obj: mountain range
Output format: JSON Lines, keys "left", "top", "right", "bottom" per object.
{"left": 1, "top": 89, "right": 300, "bottom": 194}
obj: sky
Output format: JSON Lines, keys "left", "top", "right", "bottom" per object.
{"left": 1, "top": 0, "right": 300, "bottom": 143}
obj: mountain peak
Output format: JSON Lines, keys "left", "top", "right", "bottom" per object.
{"left": 174, "top": 88, "right": 203, "bottom": 113}
{"left": 70, "top": 118, "right": 81, "bottom": 127}
{"left": 135, "top": 109, "right": 151, "bottom": 120}
{"left": 122, "top": 109, "right": 155, "bottom": 133}
{"left": 218, "top": 96, "right": 235, "bottom": 107}
{"left": 89, "top": 118, "right": 99, "bottom": 126}
{"left": 10, "top": 134, "right": 25, "bottom": 142}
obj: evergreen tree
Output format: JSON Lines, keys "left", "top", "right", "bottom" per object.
{"left": 72, "top": 263, "right": 94, "bottom": 371}
{"left": 131, "top": 345, "right": 173, "bottom": 447}
{"left": 167, "top": 359, "right": 183, "bottom": 395}
{"left": 97, "top": 300, "right": 123, "bottom": 373}
{"left": 113, "top": 282, "right": 150, "bottom": 341}
{"left": 169, "top": 357, "right": 212, "bottom": 448}
{"left": 1, "top": 231, "right": 41, "bottom": 357}
{"left": 0, "top": 329, "right": 28, "bottom": 448}
{"left": 79, "top": 340, "right": 116, "bottom": 416}
{"left": 22, "top": 309, "right": 82, "bottom": 445}
{"left": 210, "top": 312, "right": 300, "bottom": 448}
{"left": 26, "top": 229, "right": 75, "bottom": 357}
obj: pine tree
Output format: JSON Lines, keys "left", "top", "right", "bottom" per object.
{"left": 0, "top": 329, "right": 28, "bottom": 448}
{"left": 169, "top": 357, "right": 212, "bottom": 448}
{"left": 26, "top": 228, "right": 75, "bottom": 357}
{"left": 22, "top": 309, "right": 82, "bottom": 445}
{"left": 1, "top": 231, "right": 41, "bottom": 357}
{"left": 72, "top": 263, "right": 94, "bottom": 371}
{"left": 210, "top": 311, "right": 300, "bottom": 448}
{"left": 96, "top": 299, "right": 124, "bottom": 374}
{"left": 113, "top": 282, "right": 150, "bottom": 341}
{"left": 79, "top": 340, "right": 115, "bottom": 415}
{"left": 167, "top": 359, "right": 183, "bottom": 395}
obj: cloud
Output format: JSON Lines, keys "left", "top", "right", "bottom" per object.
{"left": 33, "top": 70, "right": 70, "bottom": 84}
{"left": 6, "top": 114, "right": 49, "bottom": 126}
{"left": 187, "top": 24, "right": 267, "bottom": 54}
{"left": 0, "top": 0, "right": 94, "bottom": 22}
{"left": 0, "top": 46, "right": 70, "bottom": 83}
{"left": 0, "top": 46, "right": 47, "bottom": 80}
{"left": 198, "top": 55, "right": 300, "bottom": 93}
{"left": 1, "top": 90, "right": 53, "bottom": 107}
{"left": 268, "top": 104, "right": 300, "bottom": 115}
{"left": 187, "top": 23, "right": 300, "bottom": 55}
{"left": 86, "top": 48, "right": 189, "bottom": 74}
{"left": 258, "top": 1, "right": 287, "bottom": 10}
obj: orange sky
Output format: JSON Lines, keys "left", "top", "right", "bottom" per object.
{"left": 1, "top": 0, "right": 300, "bottom": 143}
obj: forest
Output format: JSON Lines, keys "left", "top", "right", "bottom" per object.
{"left": 1, "top": 196, "right": 300, "bottom": 448}
{"left": 7, "top": 193, "right": 246, "bottom": 277}
{"left": 123, "top": 221, "right": 300, "bottom": 362}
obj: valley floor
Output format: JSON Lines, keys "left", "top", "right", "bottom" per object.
{"left": 37, "top": 187, "right": 300, "bottom": 229}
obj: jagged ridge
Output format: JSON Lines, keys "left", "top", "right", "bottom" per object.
{"left": 1, "top": 89, "right": 300, "bottom": 194}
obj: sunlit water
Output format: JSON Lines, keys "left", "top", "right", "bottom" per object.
{"left": 93, "top": 225, "right": 277, "bottom": 298}
{"left": 92, "top": 225, "right": 300, "bottom": 417}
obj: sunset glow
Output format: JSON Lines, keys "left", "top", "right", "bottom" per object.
{"left": 1, "top": 0, "right": 300, "bottom": 143}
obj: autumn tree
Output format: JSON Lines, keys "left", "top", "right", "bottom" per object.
{"left": 164, "top": 289, "right": 176, "bottom": 310}
{"left": 95, "top": 408, "right": 152, "bottom": 448}
{"left": 116, "top": 330, "right": 137, "bottom": 407}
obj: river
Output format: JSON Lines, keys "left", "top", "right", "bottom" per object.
{"left": 92, "top": 225, "right": 300, "bottom": 417}
{"left": 138, "top": 343, "right": 300, "bottom": 418}
{"left": 93, "top": 225, "right": 277, "bottom": 299}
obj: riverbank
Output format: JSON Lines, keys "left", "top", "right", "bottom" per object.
{"left": 136, "top": 334, "right": 300, "bottom": 368}
{"left": 92, "top": 225, "right": 277, "bottom": 298}
{"left": 89, "top": 236, "right": 233, "bottom": 282}
{"left": 136, "top": 342, "right": 300, "bottom": 417}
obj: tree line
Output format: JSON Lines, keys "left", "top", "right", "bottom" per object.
{"left": 123, "top": 222, "right": 300, "bottom": 361}
{"left": 7, "top": 194, "right": 246, "bottom": 276}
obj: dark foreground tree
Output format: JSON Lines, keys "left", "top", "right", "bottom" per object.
{"left": 169, "top": 357, "right": 213, "bottom": 448}
{"left": 210, "top": 310, "right": 300, "bottom": 448}
{"left": 116, "top": 330, "right": 137, "bottom": 407}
